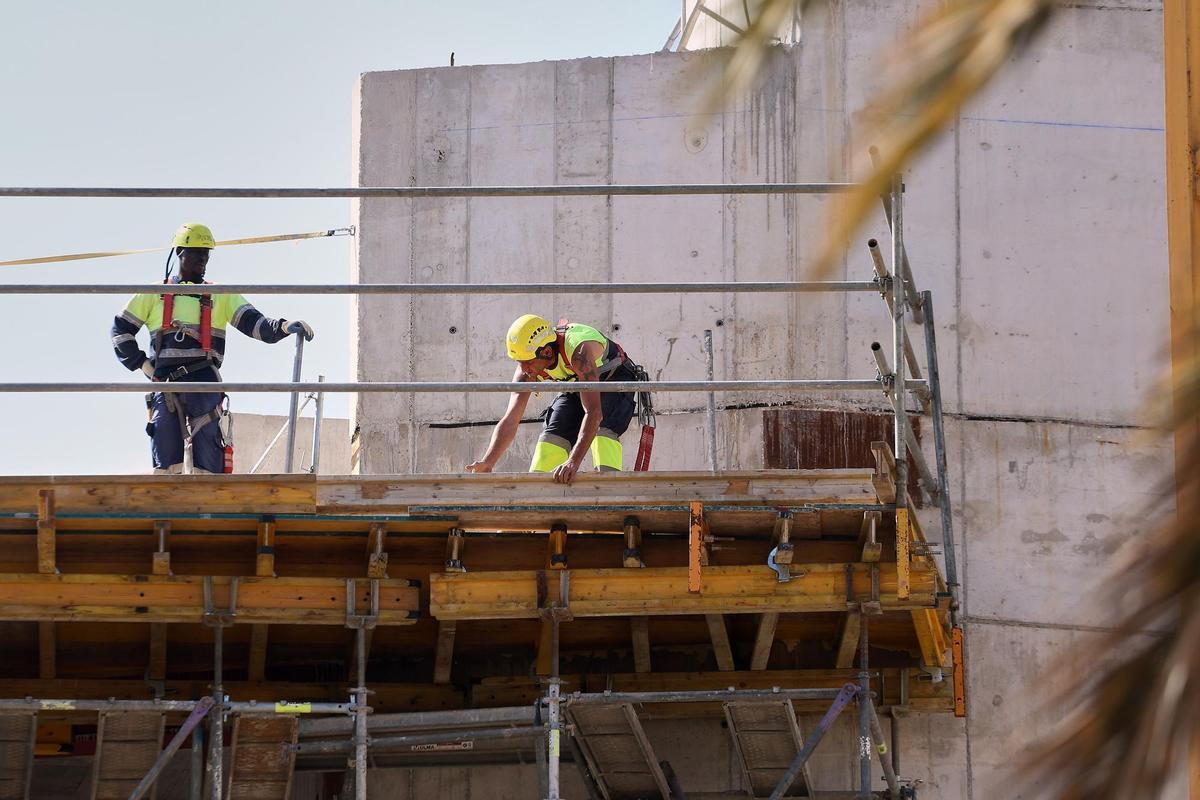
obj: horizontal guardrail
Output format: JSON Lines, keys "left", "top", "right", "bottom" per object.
{"left": 0, "top": 280, "right": 880, "bottom": 295}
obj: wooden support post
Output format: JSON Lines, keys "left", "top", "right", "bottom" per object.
{"left": 535, "top": 619, "right": 554, "bottom": 677}
{"left": 36, "top": 489, "right": 56, "bottom": 575}
{"left": 630, "top": 618, "right": 651, "bottom": 673}
{"left": 255, "top": 517, "right": 276, "bottom": 578}
{"left": 247, "top": 624, "right": 268, "bottom": 682}
{"left": 705, "top": 614, "right": 735, "bottom": 671}
{"left": 38, "top": 621, "right": 55, "bottom": 679}
{"left": 951, "top": 626, "right": 966, "bottom": 718}
{"left": 688, "top": 502, "right": 704, "bottom": 593}
{"left": 434, "top": 621, "right": 457, "bottom": 684}
{"left": 548, "top": 523, "right": 568, "bottom": 569}
{"left": 151, "top": 521, "right": 172, "bottom": 576}
{"left": 750, "top": 612, "right": 779, "bottom": 671}
{"left": 835, "top": 611, "right": 862, "bottom": 669}
{"left": 859, "top": 511, "right": 882, "bottom": 563}
{"left": 871, "top": 441, "right": 897, "bottom": 504}
{"left": 622, "top": 516, "right": 644, "bottom": 568}
{"left": 444, "top": 528, "right": 466, "bottom": 573}
{"left": 896, "top": 507, "right": 911, "bottom": 600}
{"left": 771, "top": 512, "right": 794, "bottom": 564}
{"left": 367, "top": 523, "right": 389, "bottom": 578}
{"left": 148, "top": 623, "right": 167, "bottom": 681}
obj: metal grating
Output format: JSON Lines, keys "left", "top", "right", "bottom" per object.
{"left": 225, "top": 715, "right": 298, "bottom": 800}
{"left": 91, "top": 712, "right": 165, "bottom": 800}
{"left": 0, "top": 713, "right": 36, "bottom": 800}
{"left": 724, "top": 701, "right": 814, "bottom": 798}
{"left": 567, "top": 704, "right": 669, "bottom": 800}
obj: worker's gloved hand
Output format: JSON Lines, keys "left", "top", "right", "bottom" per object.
{"left": 285, "top": 320, "right": 315, "bottom": 341}
{"left": 140, "top": 361, "right": 156, "bottom": 380}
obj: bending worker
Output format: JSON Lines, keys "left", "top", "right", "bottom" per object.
{"left": 111, "top": 223, "right": 314, "bottom": 474}
{"left": 467, "top": 314, "right": 642, "bottom": 485}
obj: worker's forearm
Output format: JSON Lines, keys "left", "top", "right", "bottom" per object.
{"left": 480, "top": 417, "right": 520, "bottom": 466}
{"left": 568, "top": 413, "right": 601, "bottom": 464}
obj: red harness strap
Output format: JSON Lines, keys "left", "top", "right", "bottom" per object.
{"left": 633, "top": 424, "right": 655, "bottom": 472}
{"left": 159, "top": 290, "right": 213, "bottom": 354}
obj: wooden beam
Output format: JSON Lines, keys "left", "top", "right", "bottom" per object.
{"left": 859, "top": 511, "right": 882, "bottom": 563}
{"left": 38, "top": 621, "right": 55, "bottom": 679}
{"left": 0, "top": 475, "right": 316, "bottom": 515}
{"left": 911, "top": 608, "right": 948, "bottom": 669}
{"left": 834, "top": 611, "right": 861, "bottom": 669}
{"left": 749, "top": 612, "right": 779, "bottom": 671}
{"left": 688, "top": 502, "right": 704, "bottom": 593}
{"left": 434, "top": 621, "right": 457, "bottom": 684}
{"left": 870, "top": 442, "right": 897, "bottom": 504}
{"left": 256, "top": 517, "right": 277, "bottom": 578}
{"left": 367, "top": 522, "right": 389, "bottom": 578}
{"left": 0, "top": 573, "right": 420, "bottom": 625}
{"left": 548, "top": 523, "right": 568, "bottom": 569}
{"left": 247, "top": 624, "right": 268, "bottom": 682}
{"left": 631, "top": 618, "right": 651, "bottom": 673}
{"left": 704, "top": 614, "right": 735, "bottom": 671}
{"left": 430, "top": 563, "right": 936, "bottom": 620}
{"left": 895, "top": 507, "right": 911, "bottom": 600}
{"left": 148, "top": 623, "right": 167, "bottom": 681}
{"left": 36, "top": 489, "right": 56, "bottom": 575}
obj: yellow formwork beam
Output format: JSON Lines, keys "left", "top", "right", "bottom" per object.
{"left": 430, "top": 563, "right": 938, "bottom": 621}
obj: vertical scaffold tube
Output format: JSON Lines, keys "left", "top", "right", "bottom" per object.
{"left": 891, "top": 173, "right": 909, "bottom": 508}
{"left": 190, "top": 726, "right": 203, "bottom": 800}
{"left": 311, "top": 375, "right": 325, "bottom": 473}
{"left": 547, "top": 616, "right": 562, "bottom": 800}
{"left": 858, "top": 618, "right": 872, "bottom": 799}
{"left": 284, "top": 335, "right": 304, "bottom": 472}
{"left": 355, "top": 626, "right": 368, "bottom": 800}
{"left": 208, "top": 626, "right": 223, "bottom": 800}
{"left": 703, "top": 329, "right": 718, "bottom": 472}
{"left": 920, "top": 291, "right": 960, "bottom": 620}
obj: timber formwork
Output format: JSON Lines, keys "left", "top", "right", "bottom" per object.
{"left": 0, "top": 467, "right": 957, "bottom": 798}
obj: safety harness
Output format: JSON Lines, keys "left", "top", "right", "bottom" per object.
{"left": 539, "top": 322, "right": 655, "bottom": 471}
{"left": 145, "top": 263, "right": 233, "bottom": 471}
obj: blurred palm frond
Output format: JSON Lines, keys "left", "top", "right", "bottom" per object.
{"left": 1027, "top": 353, "right": 1200, "bottom": 799}
{"left": 711, "top": 0, "right": 1052, "bottom": 277}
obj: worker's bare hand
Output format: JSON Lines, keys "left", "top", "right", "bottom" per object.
{"left": 465, "top": 461, "right": 493, "bottom": 474}
{"left": 552, "top": 459, "right": 581, "bottom": 485}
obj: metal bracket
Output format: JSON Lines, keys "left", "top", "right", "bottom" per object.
{"left": 536, "top": 569, "right": 572, "bottom": 622}
{"left": 201, "top": 576, "right": 239, "bottom": 628}
{"left": 346, "top": 578, "right": 381, "bottom": 630}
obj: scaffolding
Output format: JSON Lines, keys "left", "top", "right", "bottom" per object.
{"left": 0, "top": 177, "right": 961, "bottom": 800}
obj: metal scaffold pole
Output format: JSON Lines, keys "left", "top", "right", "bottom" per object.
{"left": 284, "top": 335, "right": 305, "bottom": 473}
{"left": 857, "top": 619, "right": 872, "bottom": 800}
{"left": 891, "top": 173, "right": 910, "bottom": 509}
{"left": 546, "top": 613, "right": 562, "bottom": 800}
{"left": 921, "top": 290, "right": 961, "bottom": 621}
{"left": 354, "top": 626, "right": 368, "bottom": 800}
{"left": 208, "top": 624, "right": 224, "bottom": 800}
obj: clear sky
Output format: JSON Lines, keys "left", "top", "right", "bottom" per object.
{"left": 0, "top": 1, "right": 679, "bottom": 474}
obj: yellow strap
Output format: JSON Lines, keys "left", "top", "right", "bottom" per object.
{"left": 0, "top": 226, "right": 354, "bottom": 267}
{"left": 274, "top": 701, "right": 312, "bottom": 714}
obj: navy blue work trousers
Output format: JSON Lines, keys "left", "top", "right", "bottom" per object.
{"left": 147, "top": 368, "right": 224, "bottom": 473}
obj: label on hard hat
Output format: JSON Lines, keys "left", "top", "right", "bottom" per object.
{"left": 274, "top": 702, "right": 312, "bottom": 714}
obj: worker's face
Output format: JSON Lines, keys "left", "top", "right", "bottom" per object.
{"left": 516, "top": 345, "right": 557, "bottom": 376}
{"left": 177, "top": 247, "right": 210, "bottom": 282}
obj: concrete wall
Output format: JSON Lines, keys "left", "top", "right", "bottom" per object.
{"left": 231, "top": 412, "right": 351, "bottom": 475}
{"left": 351, "top": 0, "right": 1172, "bottom": 796}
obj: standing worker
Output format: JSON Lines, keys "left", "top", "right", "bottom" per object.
{"left": 466, "top": 314, "right": 648, "bottom": 485}
{"left": 111, "top": 223, "right": 315, "bottom": 474}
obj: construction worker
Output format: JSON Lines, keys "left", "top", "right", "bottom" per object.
{"left": 466, "top": 315, "right": 642, "bottom": 485}
{"left": 111, "top": 223, "right": 314, "bottom": 474}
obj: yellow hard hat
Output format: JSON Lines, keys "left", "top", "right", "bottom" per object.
{"left": 506, "top": 314, "right": 555, "bottom": 360}
{"left": 172, "top": 223, "right": 216, "bottom": 249}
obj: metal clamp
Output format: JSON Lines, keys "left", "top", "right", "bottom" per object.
{"left": 346, "top": 578, "right": 380, "bottom": 630}
{"left": 202, "top": 576, "right": 239, "bottom": 627}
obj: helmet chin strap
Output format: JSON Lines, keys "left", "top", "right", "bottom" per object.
{"left": 162, "top": 247, "right": 176, "bottom": 284}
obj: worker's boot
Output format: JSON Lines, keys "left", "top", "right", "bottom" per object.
{"left": 152, "top": 464, "right": 184, "bottom": 475}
